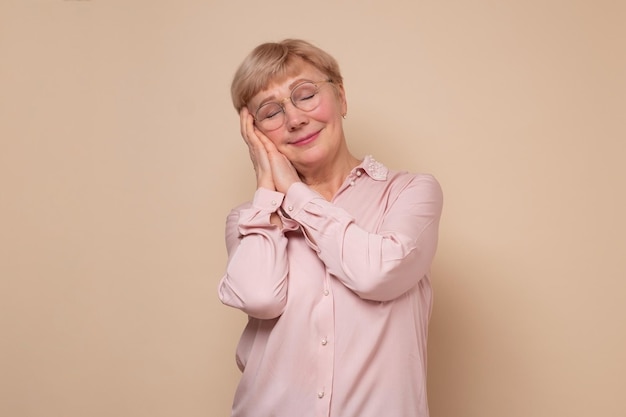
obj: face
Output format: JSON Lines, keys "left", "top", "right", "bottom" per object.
{"left": 246, "top": 63, "right": 348, "bottom": 170}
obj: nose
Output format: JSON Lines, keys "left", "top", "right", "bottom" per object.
{"left": 283, "top": 101, "right": 308, "bottom": 131}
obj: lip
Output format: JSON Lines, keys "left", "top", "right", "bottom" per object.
{"left": 289, "top": 130, "right": 320, "bottom": 146}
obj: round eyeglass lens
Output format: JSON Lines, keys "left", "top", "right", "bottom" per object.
{"left": 256, "top": 103, "right": 283, "bottom": 130}
{"left": 255, "top": 82, "right": 323, "bottom": 131}
{"left": 291, "top": 82, "right": 321, "bottom": 111}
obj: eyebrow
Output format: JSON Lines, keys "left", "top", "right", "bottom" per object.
{"left": 256, "top": 77, "right": 316, "bottom": 108}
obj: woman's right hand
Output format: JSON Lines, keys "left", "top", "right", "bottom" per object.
{"left": 240, "top": 107, "right": 275, "bottom": 190}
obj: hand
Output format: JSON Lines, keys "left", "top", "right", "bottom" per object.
{"left": 240, "top": 108, "right": 300, "bottom": 194}
{"left": 240, "top": 108, "right": 274, "bottom": 190}
{"left": 255, "top": 132, "right": 300, "bottom": 194}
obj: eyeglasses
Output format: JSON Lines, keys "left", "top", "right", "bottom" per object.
{"left": 253, "top": 80, "right": 332, "bottom": 131}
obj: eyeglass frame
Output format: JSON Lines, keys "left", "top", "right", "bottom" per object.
{"left": 252, "top": 79, "right": 334, "bottom": 130}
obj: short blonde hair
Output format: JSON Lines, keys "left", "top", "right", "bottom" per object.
{"left": 231, "top": 39, "right": 343, "bottom": 112}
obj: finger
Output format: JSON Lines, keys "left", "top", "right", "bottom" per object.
{"left": 241, "top": 107, "right": 265, "bottom": 151}
{"left": 238, "top": 108, "right": 258, "bottom": 161}
{"left": 243, "top": 110, "right": 268, "bottom": 153}
{"left": 239, "top": 108, "right": 253, "bottom": 145}
{"left": 253, "top": 126, "right": 279, "bottom": 153}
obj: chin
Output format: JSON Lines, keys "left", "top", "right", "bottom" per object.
{"left": 293, "top": 148, "right": 330, "bottom": 167}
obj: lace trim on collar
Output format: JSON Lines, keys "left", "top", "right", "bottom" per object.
{"left": 361, "top": 155, "right": 388, "bottom": 180}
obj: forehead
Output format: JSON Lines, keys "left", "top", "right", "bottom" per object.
{"left": 248, "top": 62, "right": 326, "bottom": 108}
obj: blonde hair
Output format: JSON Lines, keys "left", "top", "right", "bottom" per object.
{"left": 231, "top": 39, "right": 343, "bottom": 111}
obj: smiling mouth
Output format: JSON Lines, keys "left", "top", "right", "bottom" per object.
{"left": 290, "top": 131, "right": 320, "bottom": 146}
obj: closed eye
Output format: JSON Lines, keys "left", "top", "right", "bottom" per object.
{"left": 257, "top": 104, "right": 283, "bottom": 120}
{"left": 265, "top": 109, "right": 282, "bottom": 119}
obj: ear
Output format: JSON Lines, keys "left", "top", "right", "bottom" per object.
{"left": 336, "top": 83, "right": 348, "bottom": 117}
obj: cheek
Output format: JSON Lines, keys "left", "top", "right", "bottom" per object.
{"left": 311, "top": 100, "right": 341, "bottom": 122}
{"left": 261, "top": 129, "right": 285, "bottom": 146}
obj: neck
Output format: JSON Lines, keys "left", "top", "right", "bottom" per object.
{"left": 297, "top": 150, "right": 361, "bottom": 201}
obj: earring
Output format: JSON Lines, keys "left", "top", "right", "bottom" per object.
{"left": 342, "top": 113, "right": 347, "bottom": 119}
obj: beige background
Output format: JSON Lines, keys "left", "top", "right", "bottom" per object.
{"left": 1, "top": 1, "right": 624, "bottom": 416}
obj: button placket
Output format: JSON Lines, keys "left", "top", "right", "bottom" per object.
{"left": 315, "top": 273, "right": 334, "bottom": 415}
{"left": 347, "top": 169, "right": 363, "bottom": 187}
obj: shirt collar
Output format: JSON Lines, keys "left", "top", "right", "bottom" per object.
{"left": 358, "top": 155, "right": 388, "bottom": 181}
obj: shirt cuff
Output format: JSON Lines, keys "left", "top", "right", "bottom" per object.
{"left": 281, "top": 182, "right": 322, "bottom": 217}
{"left": 252, "top": 187, "right": 285, "bottom": 212}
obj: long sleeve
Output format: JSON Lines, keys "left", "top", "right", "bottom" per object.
{"left": 218, "top": 188, "right": 290, "bottom": 319}
{"left": 283, "top": 174, "right": 443, "bottom": 301}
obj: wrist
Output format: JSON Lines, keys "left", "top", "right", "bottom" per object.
{"left": 257, "top": 178, "right": 275, "bottom": 190}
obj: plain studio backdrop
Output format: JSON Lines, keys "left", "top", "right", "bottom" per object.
{"left": 1, "top": 1, "right": 624, "bottom": 416}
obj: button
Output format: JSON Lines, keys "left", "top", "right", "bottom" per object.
{"left": 271, "top": 200, "right": 277, "bottom": 206}
{"left": 287, "top": 205, "right": 294, "bottom": 211}
{"left": 317, "top": 391, "right": 325, "bottom": 399}
{"left": 356, "top": 170, "right": 362, "bottom": 176}
{"left": 321, "top": 338, "right": 328, "bottom": 346}
{"left": 349, "top": 180, "right": 355, "bottom": 187}
{"left": 323, "top": 289, "right": 329, "bottom": 296}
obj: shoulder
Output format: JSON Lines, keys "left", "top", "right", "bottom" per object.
{"left": 360, "top": 155, "right": 442, "bottom": 199}
{"left": 387, "top": 166, "right": 442, "bottom": 192}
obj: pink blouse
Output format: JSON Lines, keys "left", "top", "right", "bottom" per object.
{"left": 218, "top": 156, "right": 443, "bottom": 417}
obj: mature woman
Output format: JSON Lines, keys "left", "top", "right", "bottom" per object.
{"left": 218, "top": 39, "right": 443, "bottom": 417}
